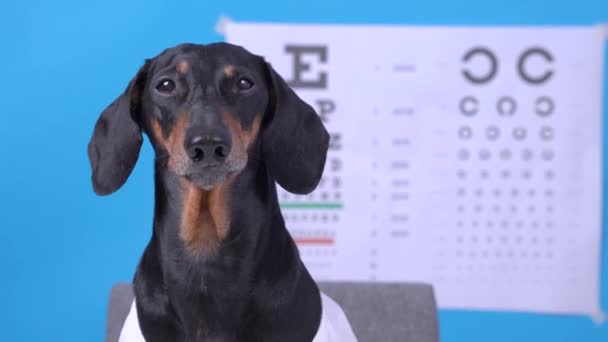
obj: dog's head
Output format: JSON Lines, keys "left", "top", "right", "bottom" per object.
{"left": 88, "top": 43, "right": 329, "bottom": 195}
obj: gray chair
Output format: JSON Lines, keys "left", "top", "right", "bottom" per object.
{"left": 106, "top": 282, "right": 439, "bottom": 342}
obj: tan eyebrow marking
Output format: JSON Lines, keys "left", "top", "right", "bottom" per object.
{"left": 224, "top": 65, "right": 234, "bottom": 77}
{"left": 177, "top": 60, "right": 189, "bottom": 74}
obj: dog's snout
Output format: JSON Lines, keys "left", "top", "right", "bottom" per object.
{"left": 186, "top": 136, "right": 231, "bottom": 163}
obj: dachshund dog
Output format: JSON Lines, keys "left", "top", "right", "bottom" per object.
{"left": 88, "top": 43, "right": 329, "bottom": 341}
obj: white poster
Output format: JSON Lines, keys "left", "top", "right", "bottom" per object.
{"left": 224, "top": 21, "right": 605, "bottom": 319}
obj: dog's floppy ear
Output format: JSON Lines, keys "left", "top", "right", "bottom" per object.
{"left": 262, "top": 63, "right": 330, "bottom": 194}
{"left": 87, "top": 62, "right": 149, "bottom": 196}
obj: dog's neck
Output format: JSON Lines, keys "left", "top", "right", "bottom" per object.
{"left": 148, "top": 160, "right": 322, "bottom": 339}
{"left": 152, "top": 159, "right": 302, "bottom": 288}
{"left": 176, "top": 175, "right": 236, "bottom": 257}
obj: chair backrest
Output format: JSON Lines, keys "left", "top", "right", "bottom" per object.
{"left": 318, "top": 282, "right": 439, "bottom": 342}
{"left": 106, "top": 283, "right": 134, "bottom": 342}
{"left": 107, "top": 282, "right": 439, "bottom": 342}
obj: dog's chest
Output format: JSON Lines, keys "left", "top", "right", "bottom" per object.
{"left": 167, "top": 279, "right": 253, "bottom": 338}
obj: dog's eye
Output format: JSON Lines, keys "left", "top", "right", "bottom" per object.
{"left": 237, "top": 77, "right": 254, "bottom": 91}
{"left": 156, "top": 79, "right": 176, "bottom": 94}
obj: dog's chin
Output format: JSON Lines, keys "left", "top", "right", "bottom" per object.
{"left": 185, "top": 169, "right": 235, "bottom": 191}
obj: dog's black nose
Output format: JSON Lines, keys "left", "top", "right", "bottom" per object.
{"left": 186, "top": 136, "right": 231, "bottom": 163}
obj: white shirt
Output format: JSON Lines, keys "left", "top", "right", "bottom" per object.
{"left": 119, "top": 292, "right": 358, "bottom": 342}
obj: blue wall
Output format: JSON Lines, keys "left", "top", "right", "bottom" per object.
{"left": 1, "top": 0, "right": 606, "bottom": 340}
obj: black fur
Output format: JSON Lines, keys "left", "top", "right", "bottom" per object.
{"left": 88, "top": 43, "right": 329, "bottom": 341}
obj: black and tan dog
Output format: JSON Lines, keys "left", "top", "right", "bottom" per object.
{"left": 88, "top": 43, "right": 329, "bottom": 341}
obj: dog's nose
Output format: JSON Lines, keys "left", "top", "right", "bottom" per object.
{"left": 186, "top": 136, "right": 231, "bottom": 163}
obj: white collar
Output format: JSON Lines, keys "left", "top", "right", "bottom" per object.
{"left": 313, "top": 292, "right": 358, "bottom": 342}
{"left": 119, "top": 291, "right": 358, "bottom": 341}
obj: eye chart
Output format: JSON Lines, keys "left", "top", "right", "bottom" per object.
{"left": 223, "top": 21, "right": 606, "bottom": 319}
